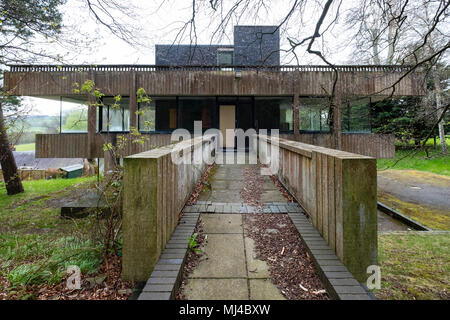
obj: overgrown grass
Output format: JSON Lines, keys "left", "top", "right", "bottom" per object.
{"left": 375, "top": 233, "right": 450, "bottom": 300}
{"left": 377, "top": 139, "right": 450, "bottom": 176}
{"left": 0, "top": 177, "right": 103, "bottom": 293}
{"left": 14, "top": 143, "right": 36, "bottom": 152}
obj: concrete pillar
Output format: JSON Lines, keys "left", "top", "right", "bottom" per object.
{"left": 337, "top": 156, "right": 378, "bottom": 282}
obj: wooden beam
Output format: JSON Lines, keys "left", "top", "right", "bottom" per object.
{"left": 129, "top": 71, "right": 137, "bottom": 128}
{"left": 293, "top": 94, "right": 300, "bottom": 140}
{"left": 332, "top": 91, "right": 342, "bottom": 150}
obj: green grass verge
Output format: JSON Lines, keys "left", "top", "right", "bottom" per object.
{"left": 378, "top": 140, "right": 450, "bottom": 176}
{"left": 14, "top": 143, "right": 36, "bottom": 152}
{"left": 0, "top": 177, "right": 103, "bottom": 291}
{"left": 375, "top": 233, "right": 450, "bottom": 300}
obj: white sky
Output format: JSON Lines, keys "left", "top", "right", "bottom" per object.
{"left": 24, "top": 0, "right": 364, "bottom": 116}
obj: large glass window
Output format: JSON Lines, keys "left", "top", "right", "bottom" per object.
{"left": 61, "top": 97, "right": 88, "bottom": 133}
{"left": 299, "top": 97, "right": 330, "bottom": 132}
{"left": 139, "top": 97, "right": 177, "bottom": 132}
{"left": 342, "top": 98, "right": 371, "bottom": 133}
{"left": 101, "top": 97, "right": 130, "bottom": 132}
{"left": 179, "top": 97, "right": 217, "bottom": 132}
{"left": 255, "top": 97, "right": 292, "bottom": 131}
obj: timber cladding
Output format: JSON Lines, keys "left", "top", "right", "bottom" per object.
{"left": 122, "top": 135, "right": 217, "bottom": 281}
{"left": 4, "top": 66, "right": 424, "bottom": 97}
{"left": 259, "top": 135, "right": 378, "bottom": 282}
{"left": 280, "top": 133, "right": 395, "bottom": 159}
{"left": 35, "top": 133, "right": 172, "bottom": 159}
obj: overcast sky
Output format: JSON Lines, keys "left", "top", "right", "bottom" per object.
{"left": 25, "top": 0, "right": 361, "bottom": 116}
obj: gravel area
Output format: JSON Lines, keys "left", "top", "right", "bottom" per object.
{"left": 244, "top": 214, "right": 329, "bottom": 300}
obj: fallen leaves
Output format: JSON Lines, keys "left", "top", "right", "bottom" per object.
{"left": 244, "top": 214, "right": 328, "bottom": 300}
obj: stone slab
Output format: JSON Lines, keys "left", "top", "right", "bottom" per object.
{"left": 202, "top": 214, "right": 243, "bottom": 234}
{"left": 189, "top": 234, "right": 247, "bottom": 279}
{"left": 249, "top": 279, "right": 286, "bottom": 300}
{"left": 184, "top": 279, "right": 248, "bottom": 300}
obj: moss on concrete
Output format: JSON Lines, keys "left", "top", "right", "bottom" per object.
{"left": 378, "top": 191, "right": 450, "bottom": 230}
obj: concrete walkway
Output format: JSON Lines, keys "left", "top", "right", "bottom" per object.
{"left": 182, "top": 152, "right": 303, "bottom": 300}
{"left": 183, "top": 214, "right": 286, "bottom": 300}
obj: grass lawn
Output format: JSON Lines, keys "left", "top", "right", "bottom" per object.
{"left": 377, "top": 139, "right": 450, "bottom": 176}
{"left": 14, "top": 143, "right": 36, "bottom": 152}
{"left": 375, "top": 232, "right": 450, "bottom": 300}
{"left": 0, "top": 177, "right": 104, "bottom": 299}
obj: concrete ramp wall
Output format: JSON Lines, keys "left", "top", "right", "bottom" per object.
{"left": 122, "top": 135, "right": 217, "bottom": 281}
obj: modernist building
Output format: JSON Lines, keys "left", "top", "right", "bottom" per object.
{"left": 4, "top": 25, "right": 423, "bottom": 165}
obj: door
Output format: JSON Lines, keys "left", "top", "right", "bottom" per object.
{"left": 219, "top": 105, "right": 236, "bottom": 149}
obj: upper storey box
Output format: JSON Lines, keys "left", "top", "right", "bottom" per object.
{"left": 155, "top": 25, "right": 280, "bottom": 66}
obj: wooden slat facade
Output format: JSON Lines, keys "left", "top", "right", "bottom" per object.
{"left": 4, "top": 65, "right": 424, "bottom": 97}
{"left": 36, "top": 132, "right": 394, "bottom": 159}
{"left": 281, "top": 133, "right": 395, "bottom": 158}
{"left": 36, "top": 133, "right": 172, "bottom": 158}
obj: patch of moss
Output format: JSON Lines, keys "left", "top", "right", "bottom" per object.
{"left": 378, "top": 191, "right": 450, "bottom": 230}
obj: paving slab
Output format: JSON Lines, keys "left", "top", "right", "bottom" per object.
{"left": 189, "top": 233, "right": 247, "bottom": 279}
{"left": 249, "top": 279, "right": 286, "bottom": 300}
{"left": 184, "top": 279, "right": 249, "bottom": 300}
{"left": 260, "top": 190, "right": 289, "bottom": 203}
{"left": 245, "top": 237, "right": 271, "bottom": 279}
{"left": 202, "top": 214, "right": 243, "bottom": 234}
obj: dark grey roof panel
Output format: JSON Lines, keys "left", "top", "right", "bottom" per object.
{"left": 156, "top": 44, "right": 233, "bottom": 66}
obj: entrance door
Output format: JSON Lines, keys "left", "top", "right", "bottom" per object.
{"left": 219, "top": 105, "right": 236, "bottom": 149}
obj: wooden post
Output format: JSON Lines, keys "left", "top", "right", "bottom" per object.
{"left": 293, "top": 94, "right": 300, "bottom": 140}
{"left": 87, "top": 92, "right": 97, "bottom": 159}
{"left": 332, "top": 91, "right": 342, "bottom": 150}
{"left": 130, "top": 71, "right": 137, "bottom": 129}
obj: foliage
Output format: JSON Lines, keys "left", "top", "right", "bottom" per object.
{"left": 377, "top": 138, "right": 450, "bottom": 175}
{"left": 0, "top": 177, "right": 103, "bottom": 288}
{"left": 370, "top": 97, "right": 436, "bottom": 145}
{"left": 74, "top": 80, "right": 155, "bottom": 254}
{"left": 188, "top": 233, "right": 202, "bottom": 254}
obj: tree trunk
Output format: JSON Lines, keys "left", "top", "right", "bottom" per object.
{"left": 434, "top": 73, "right": 448, "bottom": 154}
{"left": 0, "top": 103, "right": 24, "bottom": 195}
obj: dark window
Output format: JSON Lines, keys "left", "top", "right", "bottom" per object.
{"left": 139, "top": 97, "right": 177, "bottom": 132}
{"left": 217, "top": 49, "right": 234, "bottom": 66}
{"left": 179, "top": 97, "right": 217, "bottom": 132}
{"left": 255, "top": 97, "right": 292, "bottom": 131}
{"left": 299, "top": 97, "right": 330, "bottom": 132}
{"left": 101, "top": 97, "right": 130, "bottom": 132}
{"left": 342, "top": 98, "right": 371, "bottom": 133}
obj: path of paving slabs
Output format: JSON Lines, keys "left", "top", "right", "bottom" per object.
{"left": 184, "top": 153, "right": 287, "bottom": 300}
{"left": 183, "top": 214, "right": 286, "bottom": 300}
